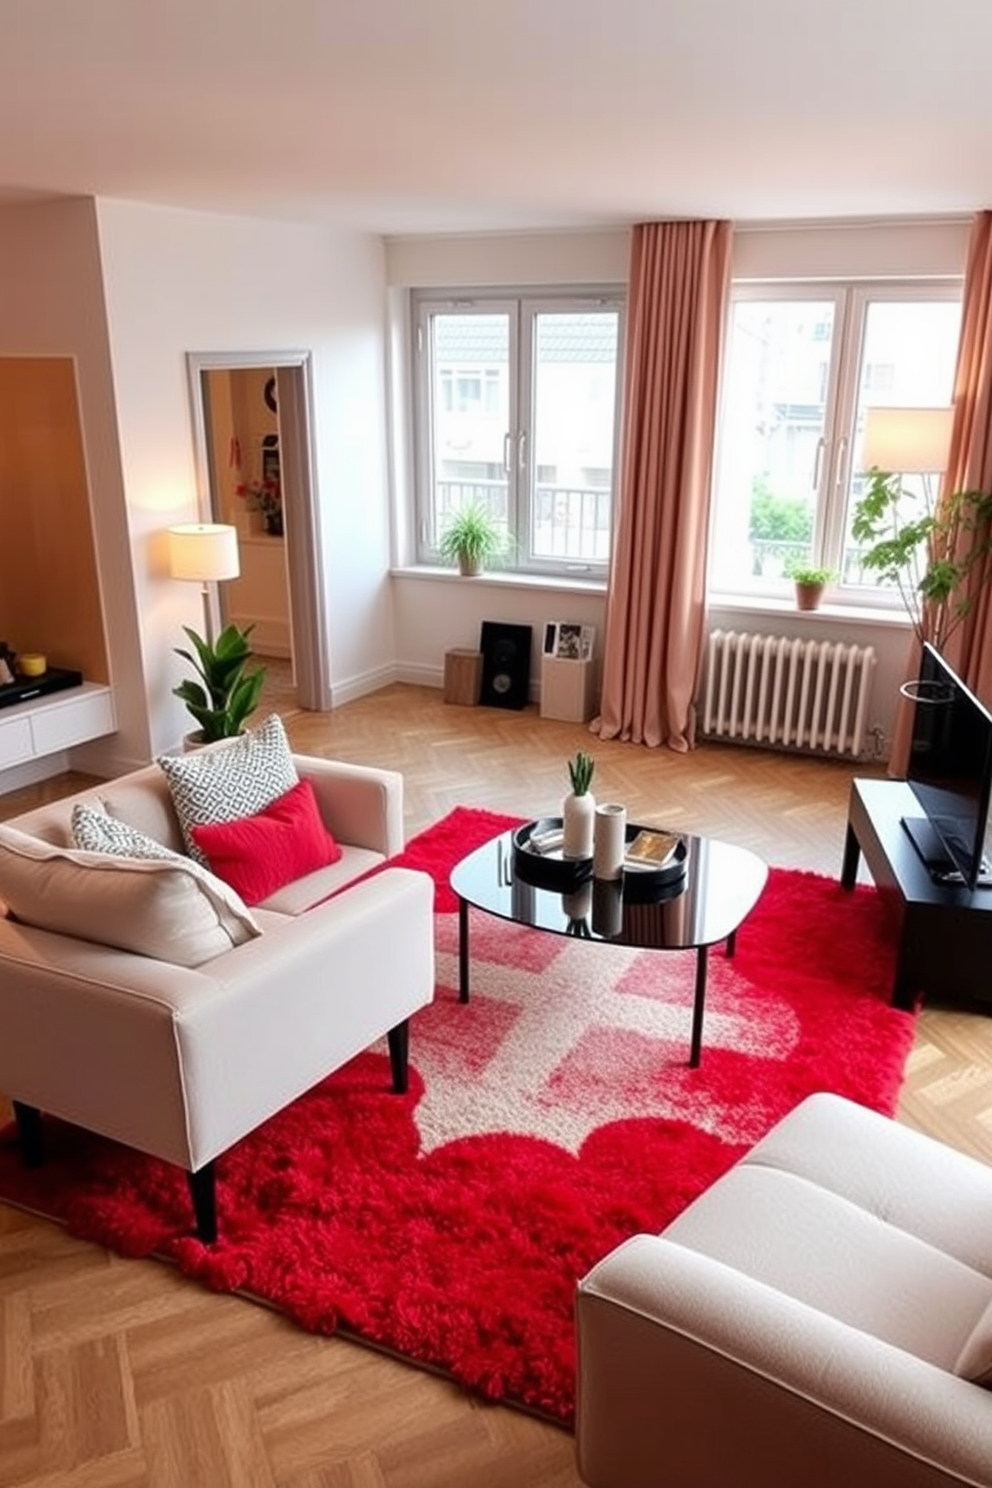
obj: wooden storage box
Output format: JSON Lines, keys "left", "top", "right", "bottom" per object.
{"left": 444, "top": 648, "right": 483, "bottom": 706}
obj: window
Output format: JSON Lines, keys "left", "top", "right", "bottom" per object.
{"left": 412, "top": 291, "right": 624, "bottom": 575}
{"left": 708, "top": 283, "right": 962, "bottom": 603}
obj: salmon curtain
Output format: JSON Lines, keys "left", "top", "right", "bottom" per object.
{"left": 943, "top": 209, "right": 992, "bottom": 702}
{"left": 592, "top": 219, "right": 732, "bottom": 751}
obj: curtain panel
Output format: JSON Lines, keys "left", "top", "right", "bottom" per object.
{"left": 944, "top": 209, "right": 992, "bottom": 704}
{"left": 593, "top": 219, "right": 732, "bottom": 751}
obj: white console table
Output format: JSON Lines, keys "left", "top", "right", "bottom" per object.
{"left": 0, "top": 683, "right": 116, "bottom": 773}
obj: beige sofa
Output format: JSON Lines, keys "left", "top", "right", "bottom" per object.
{"left": 0, "top": 750, "right": 435, "bottom": 1242}
{"left": 576, "top": 1092, "right": 992, "bottom": 1488}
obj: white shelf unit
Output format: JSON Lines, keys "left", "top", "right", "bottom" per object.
{"left": 0, "top": 683, "right": 116, "bottom": 772}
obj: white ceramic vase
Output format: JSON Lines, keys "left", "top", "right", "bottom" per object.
{"left": 562, "top": 789, "right": 596, "bottom": 859}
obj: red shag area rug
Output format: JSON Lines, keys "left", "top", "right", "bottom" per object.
{"left": 0, "top": 806, "right": 915, "bottom": 1424}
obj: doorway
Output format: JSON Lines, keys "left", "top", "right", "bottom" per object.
{"left": 186, "top": 351, "right": 330, "bottom": 711}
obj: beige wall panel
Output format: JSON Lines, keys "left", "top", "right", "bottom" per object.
{"left": 0, "top": 357, "right": 108, "bottom": 682}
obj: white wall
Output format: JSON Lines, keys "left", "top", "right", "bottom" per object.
{"left": 392, "top": 572, "right": 606, "bottom": 699}
{"left": 94, "top": 200, "right": 392, "bottom": 754}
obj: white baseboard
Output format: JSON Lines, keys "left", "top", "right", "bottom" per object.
{"left": 329, "top": 662, "right": 400, "bottom": 708}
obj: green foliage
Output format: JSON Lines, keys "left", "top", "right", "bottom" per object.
{"left": 749, "top": 484, "right": 814, "bottom": 544}
{"left": 567, "top": 750, "right": 596, "bottom": 796}
{"left": 851, "top": 470, "right": 992, "bottom": 650}
{"left": 784, "top": 560, "right": 836, "bottom": 586}
{"left": 173, "top": 624, "right": 267, "bottom": 743}
{"left": 437, "top": 505, "right": 505, "bottom": 572}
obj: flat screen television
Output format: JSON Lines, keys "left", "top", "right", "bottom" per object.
{"left": 903, "top": 642, "right": 992, "bottom": 890}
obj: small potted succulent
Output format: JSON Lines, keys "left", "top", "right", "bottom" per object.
{"left": 562, "top": 750, "right": 596, "bottom": 860}
{"left": 785, "top": 562, "right": 836, "bottom": 612}
{"left": 437, "top": 504, "right": 505, "bottom": 576}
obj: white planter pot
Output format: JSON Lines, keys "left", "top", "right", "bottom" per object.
{"left": 562, "top": 790, "right": 596, "bottom": 859}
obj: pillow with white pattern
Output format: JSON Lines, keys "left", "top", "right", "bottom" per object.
{"left": 156, "top": 713, "right": 298, "bottom": 865}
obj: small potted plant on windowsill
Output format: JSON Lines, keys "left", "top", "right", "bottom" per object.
{"left": 785, "top": 562, "right": 837, "bottom": 612}
{"left": 437, "top": 504, "right": 505, "bottom": 576}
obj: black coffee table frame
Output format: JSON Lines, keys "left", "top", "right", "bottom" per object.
{"left": 451, "top": 826, "right": 768, "bottom": 1068}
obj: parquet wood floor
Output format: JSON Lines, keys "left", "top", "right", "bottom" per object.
{"left": 1, "top": 665, "right": 990, "bottom": 1486}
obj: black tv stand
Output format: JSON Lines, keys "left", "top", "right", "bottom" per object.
{"left": 900, "top": 815, "right": 992, "bottom": 888}
{"left": 843, "top": 779, "right": 992, "bottom": 1010}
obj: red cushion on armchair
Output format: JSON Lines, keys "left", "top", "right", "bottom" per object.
{"left": 190, "top": 778, "right": 342, "bottom": 905}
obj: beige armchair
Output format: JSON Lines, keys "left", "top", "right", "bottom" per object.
{"left": 576, "top": 1093, "right": 992, "bottom": 1488}
{"left": 0, "top": 752, "right": 435, "bottom": 1243}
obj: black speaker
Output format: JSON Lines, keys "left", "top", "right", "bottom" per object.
{"left": 479, "top": 622, "right": 532, "bottom": 710}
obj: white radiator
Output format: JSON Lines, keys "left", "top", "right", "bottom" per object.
{"left": 700, "top": 630, "right": 876, "bottom": 758}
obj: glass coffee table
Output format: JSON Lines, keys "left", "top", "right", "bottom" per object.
{"left": 450, "top": 825, "right": 768, "bottom": 1067}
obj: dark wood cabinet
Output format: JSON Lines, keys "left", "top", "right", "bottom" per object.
{"left": 842, "top": 777, "right": 992, "bottom": 1011}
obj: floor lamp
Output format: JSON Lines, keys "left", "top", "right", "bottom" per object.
{"left": 167, "top": 523, "right": 241, "bottom": 645}
{"left": 860, "top": 406, "right": 953, "bottom": 500}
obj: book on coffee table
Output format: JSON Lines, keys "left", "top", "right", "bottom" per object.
{"left": 625, "top": 828, "right": 682, "bottom": 869}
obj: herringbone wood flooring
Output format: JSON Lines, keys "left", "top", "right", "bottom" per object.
{"left": 1, "top": 666, "right": 990, "bottom": 1486}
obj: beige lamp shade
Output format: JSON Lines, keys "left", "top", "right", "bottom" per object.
{"left": 860, "top": 406, "right": 953, "bottom": 475}
{"left": 168, "top": 524, "right": 241, "bottom": 582}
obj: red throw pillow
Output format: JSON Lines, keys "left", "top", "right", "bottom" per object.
{"left": 190, "top": 778, "right": 342, "bottom": 905}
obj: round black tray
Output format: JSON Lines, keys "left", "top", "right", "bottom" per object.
{"left": 512, "top": 816, "right": 593, "bottom": 889}
{"left": 512, "top": 816, "right": 688, "bottom": 896}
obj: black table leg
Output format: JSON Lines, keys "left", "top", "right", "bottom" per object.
{"left": 458, "top": 896, "right": 470, "bottom": 1003}
{"left": 187, "top": 1162, "right": 217, "bottom": 1245}
{"left": 841, "top": 821, "right": 861, "bottom": 890}
{"left": 387, "top": 1018, "right": 410, "bottom": 1093}
{"left": 689, "top": 945, "right": 709, "bottom": 1068}
{"left": 12, "top": 1100, "right": 43, "bottom": 1167}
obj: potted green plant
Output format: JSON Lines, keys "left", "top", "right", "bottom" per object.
{"left": 784, "top": 561, "right": 837, "bottom": 612}
{"left": 437, "top": 504, "right": 505, "bottom": 576}
{"left": 851, "top": 472, "right": 992, "bottom": 650}
{"left": 173, "top": 623, "right": 267, "bottom": 745}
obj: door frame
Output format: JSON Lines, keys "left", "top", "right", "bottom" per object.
{"left": 186, "top": 349, "right": 330, "bottom": 711}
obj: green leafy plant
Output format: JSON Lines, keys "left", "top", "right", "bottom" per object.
{"left": 567, "top": 750, "right": 596, "bottom": 796}
{"left": 173, "top": 623, "right": 267, "bottom": 743}
{"left": 784, "top": 561, "right": 836, "bottom": 586}
{"left": 851, "top": 471, "right": 992, "bottom": 650}
{"left": 437, "top": 504, "right": 505, "bottom": 575}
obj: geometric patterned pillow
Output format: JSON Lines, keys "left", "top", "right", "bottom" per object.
{"left": 156, "top": 712, "right": 298, "bottom": 865}
{"left": 71, "top": 802, "right": 186, "bottom": 862}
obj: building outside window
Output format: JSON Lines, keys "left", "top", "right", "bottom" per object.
{"left": 412, "top": 290, "right": 624, "bottom": 576}
{"left": 708, "top": 282, "right": 963, "bottom": 606}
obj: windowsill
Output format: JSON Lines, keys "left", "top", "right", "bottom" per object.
{"left": 392, "top": 568, "right": 909, "bottom": 623}
{"left": 391, "top": 564, "right": 607, "bottom": 596}
{"left": 706, "top": 592, "right": 913, "bottom": 630}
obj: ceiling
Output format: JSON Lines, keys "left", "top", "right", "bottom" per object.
{"left": 2, "top": 0, "right": 992, "bottom": 237}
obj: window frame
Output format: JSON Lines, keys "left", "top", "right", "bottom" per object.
{"left": 707, "top": 277, "right": 964, "bottom": 613}
{"left": 411, "top": 286, "right": 625, "bottom": 579}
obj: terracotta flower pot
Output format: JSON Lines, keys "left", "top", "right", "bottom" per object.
{"left": 795, "top": 581, "right": 825, "bottom": 612}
